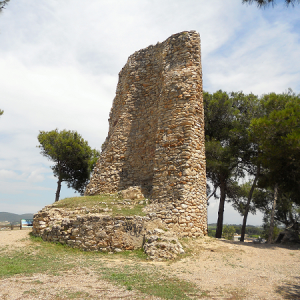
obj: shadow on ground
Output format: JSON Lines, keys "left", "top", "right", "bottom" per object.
{"left": 219, "top": 238, "right": 300, "bottom": 251}
{"left": 275, "top": 277, "right": 300, "bottom": 299}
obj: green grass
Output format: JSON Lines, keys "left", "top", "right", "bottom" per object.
{"left": 111, "top": 202, "right": 146, "bottom": 216}
{"left": 0, "top": 234, "right": 202, "bottom": 299}
{"left": 0, "top": 248, "right": 71, "bottom": 277}
{"left": 0, "top": 236, "right": 76, "bottom": 278}
{"left": 100, "top": 264, "right": 201, "bottom": 299}
{"left": 113, "top": 248, "right": 148, "bottom": 260}
{"left": 248, "top": 234, "right": 260, "bottom": 238}
{"left": 23, "top": 289, "right": 38, "bottom": 295}
{"left": 53, "top": 194, "right": 116, "bottom": 209}
{"left": 52, "top": 194, "right": 147, "bottom": 216}
{"left": 56, "top": 290, "right": 91, "bottom": 299}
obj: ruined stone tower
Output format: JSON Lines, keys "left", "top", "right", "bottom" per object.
{"left": 86, "top": 31, "right": 207, "bottom": 236}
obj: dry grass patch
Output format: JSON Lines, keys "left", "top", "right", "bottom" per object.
{"left": 52, "top": 193, "right": 147, "bottom": 217}
{"left": 0, "top": 234, "right": 204, "bottom": 299}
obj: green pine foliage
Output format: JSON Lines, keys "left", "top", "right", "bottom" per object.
{"left": 250, "top": 90, "right": 300, "bottom": 191}
{"left": 37, "top": 129, "right": 100, "bottom": 202}
{"left": 249, "top": 90, "right": 300, "bottom": 234}
{"left": 204, "top": 90, "right": 260, "bottom": 238}
{"left": 242, "top": 0, "right": 299, "bottom": 7}
{"left": 0, "top": 0, "right": 9, "bottom": 12}
{"left": 222, "top": 225, "right": 236, "bottom": 240}
{"left": 205, "top": 89, "right": 300, "bottom": 241}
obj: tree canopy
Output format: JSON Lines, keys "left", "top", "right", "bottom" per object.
{"left": 38, "top": 129, "right": 100, "bottom": 202}
{"left": 242, "top": 0, "right": 300, "bottom": 7}
{"left": 249, "top": 90, "right": 300, "bottom": 240}
{"left": 205, "top": 89, "right": 300, "bottom": 242}
{"left": 204, "top": 90, "right": 260, "bottom": 238}
{"left": 0, "top": 109, "right": 3, "bottom": 116}
{"left": 250, "top": 90, "right": 300, "bottom": 193}
{"left": 0, "top": 0, "right": 10, "bottom": 12}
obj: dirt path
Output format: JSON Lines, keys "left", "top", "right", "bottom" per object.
{"left": 0, "top": 269, "right": 159, "bottom": 300}
{"left": 0, "top": 230, "right": 160, "bottom": 300}
{"left": 0, "top": 230, "right": 299, "bottom": 299}
{"left": 168, "top": 238, "right": 300, "bottom": 299}
{"left": 0, "top": 229, "right": 31, "bottom": 248}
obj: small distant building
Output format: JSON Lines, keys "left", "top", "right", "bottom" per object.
{"left": 234, "top": 235, "right": 241, "bottom": 241}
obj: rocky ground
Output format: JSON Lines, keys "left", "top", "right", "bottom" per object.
{"left": 0, "top": 230, "right": 299, "bottom": 299}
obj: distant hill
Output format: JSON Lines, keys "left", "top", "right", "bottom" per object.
{"left": 0, "top": 212, "right": 34, "bottom": 224}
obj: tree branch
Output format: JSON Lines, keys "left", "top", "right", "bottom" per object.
{"left": 207, "top": 184, "right": 219, "bottom": 202}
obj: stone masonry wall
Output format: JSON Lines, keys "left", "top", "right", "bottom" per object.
{"left": 32, "top": 206, "right": 185, "bottom": 259}
{"left": 85, "top": 31, "right": 207, "bottom": 236}
{"left": 32, "top": 207, "right": 146, "bottom": 252}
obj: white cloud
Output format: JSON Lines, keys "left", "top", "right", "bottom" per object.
{"left": 27, "top": 168, "right": 47, "bottom": 183}
{"left": 0, "top": 0, "right": 299, "bottom": 222}
{"left": 0, "top": 180, "right": 52, "bottom": 194}
{"left": 0, "top": 170, "right": 17, "bottom": 180}
{"left": 204, "top": 12, "right": 300, "bottom": 94}
{"left": 0, "top": 56, "right": 112, "bottom": 161}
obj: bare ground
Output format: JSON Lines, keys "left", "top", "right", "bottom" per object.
{"left": 0, "top": 230, "right": 299, "bottom": 300}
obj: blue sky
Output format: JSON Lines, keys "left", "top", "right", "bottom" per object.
{"left": 0, "top": 0, "right": 299, "bottom": 225}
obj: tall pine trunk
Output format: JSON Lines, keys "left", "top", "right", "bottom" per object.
{"left": 216, "top": 181, "right": 226, "bottom": 238}
{"left": 267, "top": 183, "right": 278, "bottom": 244}
{"left": 240, "top": 165, "right": 260, "bottom": 242}
{"left": 55, "top": 177, "right": 62, "bottom": 202}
